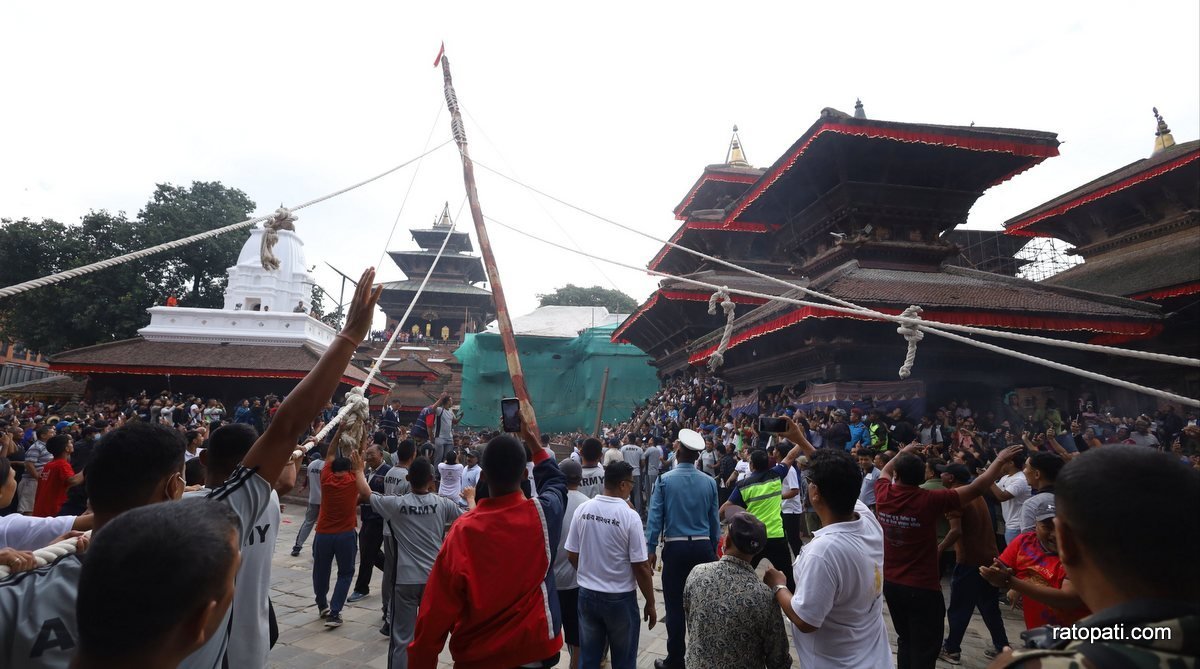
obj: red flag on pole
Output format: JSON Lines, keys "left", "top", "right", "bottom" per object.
{"left": 433, "top": 42, "right": 445, "bottom": 67}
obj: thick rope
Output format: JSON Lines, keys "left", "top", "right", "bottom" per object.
{"left": 308, "top": 208, "right": 461, "bottom": 447}
{"left": 260, "top": 206, "right": 297, "bottom": 271}
{"left": 482, "top": 214, "right": 1200, "bottom": 408}
{"left": 706, "top": 287, "right": 736, "bottom": 372}
{"left": 0, "top": 531, "right": 91, "bottom": 579}
{"left": 0, "top": 141, "right": 453, "bottom": 300}
{"left": 896, "top": 305, "right": 924, "bottom": 379}
{"left": 468, "top": 157, "right": 1200, "bottom": 369}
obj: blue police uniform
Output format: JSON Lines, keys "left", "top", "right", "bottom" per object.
{"left": 645, "top": 461, "right": 720, "bottom": 668}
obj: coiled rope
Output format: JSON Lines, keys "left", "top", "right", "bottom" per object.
{"left": 482, "top": 213, "right": 1200, "bottom": 408}
{"left": 0, "top": 141, "right": 453, "bottom": 300}
{"left": 306, "top": 203, "right": 462, "bottom": 450}
{"left": 467, "top": 155, "right": 1200, "bottom": 370}
{"left": 706, "top": 287, "right": 736, "bottom": 372}
{"left": 896, "top": 305, "right": 924, "bottom": 379}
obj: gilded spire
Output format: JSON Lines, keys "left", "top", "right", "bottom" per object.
{"left": 1152, "top": 107, "right": 1176, "bottom": 155}
{"left": 433, "top": 201, "right": 452, "bottom": 228}
{"left": 726, "top": 125, "right": 750, "bottom": 168}
{"left": 854, "top": 98, "right": 867, "bottom": 120}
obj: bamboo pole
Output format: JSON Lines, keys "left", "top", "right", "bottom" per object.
{"left": 439, "top": 54, "right": 541, "bottom": 437}
{"left": 593, "top": 367, "right": 610, "bottom": 437}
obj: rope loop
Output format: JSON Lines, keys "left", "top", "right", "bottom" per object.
{"left": 707, "top": 287, "right": 736, "bottom": 372}
{"left": 896, "top": 305, "right": 925, "bottom": 379}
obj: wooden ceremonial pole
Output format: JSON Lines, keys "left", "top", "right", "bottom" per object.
{"left": 592, "top": 367, "right": 610, "bottom": 437}
{"left": 439, "top": 51, "right": 541, "bottom": 437}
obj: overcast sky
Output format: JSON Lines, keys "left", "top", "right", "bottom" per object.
{"left": 2, "top": 2, "right": 1197, "bottom": 325}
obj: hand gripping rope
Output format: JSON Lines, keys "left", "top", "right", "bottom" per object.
{"left": 302, "top": 204, "right": 463, "bottom": 456}
{"left": 0, "top": 532, "right": 91, "bottom": 580}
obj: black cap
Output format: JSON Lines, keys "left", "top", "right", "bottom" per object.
{"left": 935, "top": 463, "right": 972, "bottom": 484}
{"left": 559, "top": 459, "right": 583, "bottom": 483}
{"left": 727, "top": 510, "right": 767, "bottom": 556}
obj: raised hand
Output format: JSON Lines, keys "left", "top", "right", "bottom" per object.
{"left": 340, "top": 267, "right": 384, "bottom": 343}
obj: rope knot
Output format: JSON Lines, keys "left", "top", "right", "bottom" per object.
{"left": 707, "top": 287, "right": 736, "bottom": 371}
{"left": 896, "top": 305, "right": 924, "bottom": 379}
{"left": 260, "top": 207, "right": 298, "bottom": 271}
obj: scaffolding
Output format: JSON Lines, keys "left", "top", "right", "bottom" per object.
{"left": 1014, "top": 236, "right": 1083, "bottom": 283}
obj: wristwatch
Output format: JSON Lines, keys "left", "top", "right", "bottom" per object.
{"left": 772, "top": 584, "right": 788, "bottom": 596}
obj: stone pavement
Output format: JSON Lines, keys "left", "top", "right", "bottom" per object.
{"left": 268, "top": 502, "right": 1025, "bottom": 669}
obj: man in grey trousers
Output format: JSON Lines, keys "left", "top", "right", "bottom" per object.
{"left": 291, "top": 449, "right": 325, "bottom": 556}
{"left": 366, "top": 457, "right": 471, "bottom": 668}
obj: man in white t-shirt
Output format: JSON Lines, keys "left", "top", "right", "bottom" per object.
{"left": 642, "top": 438, "right": 663, "bottom": 505}
{"left": 566, "top": 461, "right": 657, "bottom": 669}
{"left": 619, "top": 437, "right": 646, "bottom": 514}
{"left": 780, "top": 456, "right": 806, "bottom": 562}
{"left": 856, "top": 452, "right": 882, "bottom": 512}
{"left": 765, "top": 447, "right": 891, "bottom": 669}
{"left": 727, "top": 448, "right": 752, "bottom": 488}
{"left": 554, "top": 459, "right": 591, "bottom": 668}
{"left": 989, "top": 450, "right": 1031, "bottom": 545}
{"left": 461, "top": 449, "right": 482, "bottom": 490}
{"left": 602, "top": 438, "right": 623, "bottom": 467}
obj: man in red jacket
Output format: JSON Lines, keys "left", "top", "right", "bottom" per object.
{"left": 409, "top": 420, "right": 567, "bottom": 669}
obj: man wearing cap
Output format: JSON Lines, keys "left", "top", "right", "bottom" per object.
{"left": 645, "top": 428, "right": 720, "bottom": 669}
{"left": 18, "top": 425, "right": 55, "bottom": 514}
{"left": 554, "top": 459, "right": 591, "bottom": 669}
{"left": 937, "top": 462, "right": 1010, "bottom": 664}
{"left": 979, "top": 497, "right": 1089, "bottom": 631}
{"left": 720, "top": 436, "right": 809, "bottom": 592}
{"left": 461, "top": 449, "right": 481, "bottom": 491}
{"left": 683, "top": 511, "right": 791, "bottom": 669}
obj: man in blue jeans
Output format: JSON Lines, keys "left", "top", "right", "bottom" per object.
{"left": 644, "top": 429, "right": 720, "bottom": 669}
{"left": 313, "top": 445, "right": 370, "bottom": 628}
{"left": 566, "top": 462, "right": 656, "bottom": 669}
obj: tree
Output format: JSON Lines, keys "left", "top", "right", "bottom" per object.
{"left": 0, "top": 182, "right": 254, "bottom": 354}
{"left": 139, "top": 182, "right": 255, "bottom": 308}
{"left": 310, "top": 284, "right": 343, "bottom": 329}
{"left": 537, "top": 284, "right": 638, "bottom": 313}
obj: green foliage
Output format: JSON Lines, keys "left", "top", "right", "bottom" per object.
{"left": 310, "top": 284, "right": 343, "bottom": 329}
{"left": 0, "top": 182, "right": 255, "bottom": 354}
{"left": 537, "top": 284, "right": 638, "bottom": 314}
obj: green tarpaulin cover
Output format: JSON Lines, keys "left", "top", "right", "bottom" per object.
{"left": 454, "top": 323, "right": 660, "bottom": 433}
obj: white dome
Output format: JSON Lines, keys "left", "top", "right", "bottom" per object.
{"left": 222, "top": 226, "right": 313, "bottom": 314}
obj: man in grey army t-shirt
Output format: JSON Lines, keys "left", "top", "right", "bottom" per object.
{"left": 369, "top": 457, "right": 473, "bottom": 669}
{"left": 379, "top": 439, "right": 416, "bottom": 634}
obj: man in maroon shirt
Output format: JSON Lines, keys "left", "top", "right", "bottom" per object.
{"left": 874, "top": 442, "right": 1020, "bottom": 669}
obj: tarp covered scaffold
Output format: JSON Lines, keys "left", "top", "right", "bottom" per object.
{"left": 454, "top": 322, "right": 661, "bottom": 433}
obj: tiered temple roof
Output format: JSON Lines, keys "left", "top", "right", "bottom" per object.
{"left": 617, "top": 106, "right": 1167, "bottom": 389}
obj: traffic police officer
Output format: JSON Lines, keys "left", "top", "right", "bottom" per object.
{"left": 645, "top": 428, "right": 720, "bottom": 669}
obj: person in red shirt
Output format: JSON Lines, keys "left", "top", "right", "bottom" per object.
{"left": 311, "top": 441, "right": 371, "bottom": 628}
{"left": 979, "top": 497, "right": 1089, "bottom": 630}
{"left": 874, "top": 442, "right": 1021, "bottom": 669}
{"left": 33, "top": 434, "right": 84, "bottom": 517}
{"left": 409, "top": 420, "right": 567, "bottom": 669}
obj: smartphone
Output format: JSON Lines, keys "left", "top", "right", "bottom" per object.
{"left": 759, "top": 416, "right": 788, "bottom": 433}
{"left": 500, "top": 397, "right": 521, "bottom": 433}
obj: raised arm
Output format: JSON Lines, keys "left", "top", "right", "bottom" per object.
{"left": 880, "top": 441, "right": 922, "bottom": 482}
{"left": 241, "top": 267, "right": 382, "bottom": 485}
{"left": 780, "top": 417, "right": 815, "bottom": 466}
{"left": 957, "top": 445, "right": 1023, "bottom": 504}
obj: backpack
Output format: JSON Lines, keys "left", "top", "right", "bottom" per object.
{"left": 411, "top": 406, "right": 433, "bottom": 440}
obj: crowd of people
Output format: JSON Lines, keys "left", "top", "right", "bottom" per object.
{"left": 1, "top": 274, "right": 1198, "bottom": 669}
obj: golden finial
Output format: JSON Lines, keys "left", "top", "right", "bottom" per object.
{"left": 726, "top": 125, "right": 750, "bottom": 168}
{"left": 1153, "top": 107, "right": 1176, "bottom": 155}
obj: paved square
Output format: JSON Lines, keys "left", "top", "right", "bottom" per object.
{"left": 269, "top": 502, "right": 1025, "bottom": 668}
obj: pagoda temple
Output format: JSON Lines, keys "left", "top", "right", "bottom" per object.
{"left": 377, "top": 205, "right": 494, "bottom": 342}
{"left": 1004, "top": 109, "right": 1200, "bottom": 396}
{"left": 616, "top": 106, "right": 1169, "bottom": 411}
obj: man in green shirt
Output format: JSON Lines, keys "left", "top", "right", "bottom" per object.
{"left": 720, "top": 437, "right": 808, "bottom": 592}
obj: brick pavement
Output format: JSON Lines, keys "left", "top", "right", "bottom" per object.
{"left": 268, "top": 502, "right": 1024, "bottom": 668}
